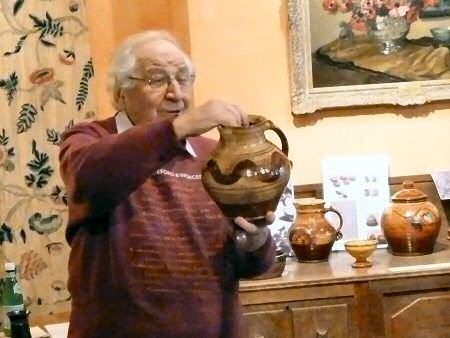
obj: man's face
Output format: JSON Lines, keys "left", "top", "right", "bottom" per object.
{"left": 118, "top": 40, "right": 193, "bottom": 125}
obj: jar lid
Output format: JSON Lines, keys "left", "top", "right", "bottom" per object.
{"left": 4, "top": 262, "right": 15, "bottom": 271}
{"left": 391, "top": 181, "right": 427, "bottom": 203}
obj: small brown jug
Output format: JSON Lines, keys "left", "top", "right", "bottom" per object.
{"left": 202, "top": 115, "right": 291, "bottom": 226}
{"left": 289, "top": 198, "right": 343, "bottom": 262}
{"left": 381, "top": 181, "right": 441, "bottom": 256}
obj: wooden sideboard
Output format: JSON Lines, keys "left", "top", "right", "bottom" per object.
{"left": 240, "top": 175, "right": 450, "bottom": 338}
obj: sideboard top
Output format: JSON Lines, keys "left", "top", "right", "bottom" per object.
{"left": 240, "top": 237, "right": 450, "bottom": 292}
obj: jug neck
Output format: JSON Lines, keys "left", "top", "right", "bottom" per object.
{"left": 295, "top": 198, "right": 326, "bottom": 214}
{"left": 218, "top": 115, "right": 267, "bottom": 145}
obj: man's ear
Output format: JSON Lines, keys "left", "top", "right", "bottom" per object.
{"left": 114, "top": 88, "right": 125, "bottom": 110}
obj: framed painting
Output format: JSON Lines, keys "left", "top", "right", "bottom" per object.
{"left": 288, "top": 0, "right": 450, "bottom": 114}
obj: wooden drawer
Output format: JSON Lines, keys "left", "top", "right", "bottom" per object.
{"left": 291, "top": 304, "right": 349, "bottom": 338}
{"left": 244, "top": 308, "right": 292, "bottom": 338}
{"left": 243, "top": 302, "right": 352, "bottom": 338}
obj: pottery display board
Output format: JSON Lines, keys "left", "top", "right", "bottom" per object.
{"left": 431, "top": 169, "right": 450, "bottom": 200}
{"left": 322, "top": 155, "right": 390, "bottom": 250}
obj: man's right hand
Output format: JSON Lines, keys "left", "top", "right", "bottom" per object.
{"left": 172, "top": 100, "right": 249, "bottom": 139}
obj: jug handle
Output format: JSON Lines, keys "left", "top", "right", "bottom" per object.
{"left": 264, "top": 120, "right": 289, "bottom": 156}
{"left": 324, "top": 206, "right": 343, "bottom": 240}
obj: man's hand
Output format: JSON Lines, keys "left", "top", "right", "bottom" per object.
{"left": 233, "top": 211, "right": 275, "bottom": 252}
{"left": 172, "top": 100, "right": 248, "bottom": 139}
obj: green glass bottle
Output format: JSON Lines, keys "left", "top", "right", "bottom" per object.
{"left": 7, "top": 310, "right": 32, "bottom": 338}
{"left": 2, "top": 263, "right": 25, "bottom": 337}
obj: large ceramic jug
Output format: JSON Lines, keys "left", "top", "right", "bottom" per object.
{"left": 289, "top": 198, "right": 343, "bottom": 262}
{"left": 381, "top": 181, "right": 441, "bottom": 256}
{"left": 201, "top": 115, "right": 290, "bottom": 227}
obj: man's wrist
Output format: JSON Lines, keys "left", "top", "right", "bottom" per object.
{"left": 172, "top": 115, "right": 188, "bottom": 140}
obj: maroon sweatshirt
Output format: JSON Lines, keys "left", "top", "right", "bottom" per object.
{"left": 59, "top": 115, "right": 276, "bottom": 338}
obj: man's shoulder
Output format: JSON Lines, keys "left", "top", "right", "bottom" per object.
{"left": 64, "top": 115, "right": 117, "bottom": 138}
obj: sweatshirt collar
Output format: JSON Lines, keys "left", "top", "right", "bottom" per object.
{"left": 115, "top": 111, "right": 197, "bottom": 158}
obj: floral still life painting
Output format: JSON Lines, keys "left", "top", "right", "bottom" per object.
{"left": 322, "top": 0, "right": 427, "bottom": 33}
{"left": 310, "top": 0, "right": 450, "bottom": 87}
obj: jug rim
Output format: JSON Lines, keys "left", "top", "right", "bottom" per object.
{"left": 294, "top": 197, "right": 325, "bottom": 206}
{"left": 218, "top": 114, "right": 266, "bottom": 131}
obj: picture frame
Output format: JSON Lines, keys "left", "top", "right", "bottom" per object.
{"left": 287, "top": 0, "right": 450, "bottom": 114}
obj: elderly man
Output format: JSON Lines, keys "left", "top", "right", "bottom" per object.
{"left": 59, "top": 30, "right": 276, "bottom": 338}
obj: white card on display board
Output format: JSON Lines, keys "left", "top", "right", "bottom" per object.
{"left": 322, "top": 155, "right": 390, "bottom": 250}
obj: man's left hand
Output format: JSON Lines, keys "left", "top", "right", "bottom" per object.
{"left": 233, "top": 211, "right": 275, "bottom": 252}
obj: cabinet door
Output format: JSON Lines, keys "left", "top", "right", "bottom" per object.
{"left": 291, "top": 304, "right": 349, "bottom": 338}
{"left": 390, "top": 294, "right": 450, "bottom": 338}
{"left": 244, "top": 308, "right": 292, "bottom": 338}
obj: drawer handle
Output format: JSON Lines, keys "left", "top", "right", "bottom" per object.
{"left": 316, "top": 329, "right": 328, "bottom": 338}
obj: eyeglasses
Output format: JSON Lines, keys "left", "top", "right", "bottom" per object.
{"left": 128, "top": 68, "right": 195, "bottom": 89}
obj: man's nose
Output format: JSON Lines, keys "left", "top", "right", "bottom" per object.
{"left": 165, "top": 78, "right": 183, "bottom": 100}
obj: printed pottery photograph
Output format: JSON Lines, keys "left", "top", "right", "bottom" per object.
{"left": 288, "top": 0, "right": 450, "bottom": 113}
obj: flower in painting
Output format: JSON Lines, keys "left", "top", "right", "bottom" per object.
{"left": 337, "top": 0, "right": 354, "bottom": 12}
{"left": 406, "top": 5, "right": 421, "bottom": 22}
{"left": 323, "top": 0, "right": 339, "bottom": 12}
{"left": 389, "top": 3, "right": 410, "bottom": 17}
{"left": 322, "top": 0, "right": 425, "bottom": 32}
{"left": 375, "top": 0, "right": 391, "bottom": 7}
{"left": 350, "top": 16, "right": 368, "bottom": 30}
{"left": 424, "top": 0, "right": 439, "bottom": 6}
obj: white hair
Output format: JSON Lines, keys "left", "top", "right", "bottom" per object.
{"left": 107, "top": 30, "right": 194, "bottom": 110}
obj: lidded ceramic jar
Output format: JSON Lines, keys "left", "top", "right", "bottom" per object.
{"left": 381, "top": 181, "right": 441, "bottom": 256}
{"left": 201, "top": 115, "right": 291, "bottom": 227}
{"left": 289, "top": 198, "right": 343, "bottom": 262}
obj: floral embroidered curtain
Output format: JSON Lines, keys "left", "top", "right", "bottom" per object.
{"left": 0, "top": 0, "right": 95, "bottom": 318}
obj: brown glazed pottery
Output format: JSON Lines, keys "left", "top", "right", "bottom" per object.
{"left": 201, "top": 115, "right": 291, "bottom": 226}
{"left": 344, "top": 239, "right": 378, "bottom": 268}
{"left": 289, "top": 198, "right": 343, "bottom": 262}
{"left": 381, "top": 181, "right": 441, "bottom": 256}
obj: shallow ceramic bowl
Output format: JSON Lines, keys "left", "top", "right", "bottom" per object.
{"left": 430, "top": 27, "right": 450, "bottom": 43}
{"left": 344, "top": 239, "right": 378, "bottom": 268}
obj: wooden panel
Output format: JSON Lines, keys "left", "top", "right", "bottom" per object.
{"left": 390, "top": 295, "right": 450, "bottom": 338}
{"left": 291, "top": 304, "right": 349, "bottom": 338}
{"left": 244, "top": 308, "right": 292, "bottom": 338}
{"left": 367, "top": 275, "right": 450, "bottom": 337}
{"left": 240, "top": 284, "right": 355, "bottom": 306}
